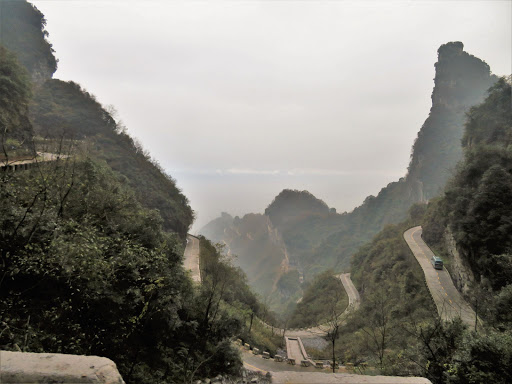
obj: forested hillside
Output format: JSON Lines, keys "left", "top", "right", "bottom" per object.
{"left": 201, "top": 42, "right": 497, "bottom": 313}
{"left": 201, "top": 211, "right": 295, "bottom": 310}
{"left": 29, "top": 79, "right": 193, "bottom": 236}
{"left": 342, "top": 77, "right": 512, "bottom": 383}
{"left": 288, "top": 270, "right": 348, "bottom": 328}
{"left": 2, "top": 0, "right": 193, "bottom": 237}
{"left": 0, "top": 2, "right": 271, "bottom": 383}
{"left": 0, "top": 45, "right": 33, "bottom": 157}
{"left": 423, "top": 77, "right": 512, "bottom": 313}
{"left": 0, "top": 0, "right": 57, "bottom": 82}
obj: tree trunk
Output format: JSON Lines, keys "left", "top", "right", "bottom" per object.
{"left": 332, "top": 339, "right": 336, "bottom": 373}
{"left": 248, "top": 312, "right": 254, "bottom": 333}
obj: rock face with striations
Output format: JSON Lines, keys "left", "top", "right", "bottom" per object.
{"left": 407, "top": 41, "right": 497, "bottom": 200}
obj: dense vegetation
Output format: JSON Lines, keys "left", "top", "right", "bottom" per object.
{"left": 198, "top": 238, "right": 282, "bottom": 357}
{"left": 337, "top": 205, "right": 435, "bottom": 372}
{"left": 0, "top": 158, "right": 254, "bottom": 383}
{"left": 0, "top": 1, "right": 57, "bottom": 81}
{"left": 0, "top": 42, "right": 256, "bottom": 382}
{"left": 0, "top": 45, "right": 33, "bottom": 159}
{"left": 423, "top": 77, "right": 512, "bottom": 313}
{"left": 28, "top": 79, "right": 194, "bottom": 237}
{"left": 288, "top": 270, "right": 348, "bottom": 329}
{"left": 0, "top": 2, "right": 273, "bottom": 382}
{"left": 339, "top": 78, "right": 512, "bottom": 383}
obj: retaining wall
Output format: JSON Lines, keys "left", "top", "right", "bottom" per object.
{"left": 0, "top": 350, "right": 125, "bottom": 384}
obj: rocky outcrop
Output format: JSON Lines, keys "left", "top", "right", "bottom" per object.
{"left": 444, "top": 228, "right": 475, "bottom": 296}
{"left": 201, "top": 213, "right": 290, "bottom": 297}
{"left": 0, "top": 351, "right": 125, "bottom": 384}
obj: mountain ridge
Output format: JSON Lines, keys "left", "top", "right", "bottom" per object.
{"left": 201, "top": 41, "right": 498, "bottom": 312}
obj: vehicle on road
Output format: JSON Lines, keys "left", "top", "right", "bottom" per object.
{"left": 431, "top": 256, "right": 443, "bottom": 270}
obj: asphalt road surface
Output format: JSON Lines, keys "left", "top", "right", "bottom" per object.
{"left": 285, "top": 337, "right": 305, "bottom": 362}
{"left": 241, "top": 347, "right": 431, "bottom": 383}
{"left": 404, "top": 226, "right": 479, "bottom": 328}
{"left": 183, "top": 235, "right": 201, "bottom": 283}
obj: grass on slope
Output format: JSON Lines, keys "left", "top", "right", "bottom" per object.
{"left": 288, "top": 270, "right": 349, "bottom": 329}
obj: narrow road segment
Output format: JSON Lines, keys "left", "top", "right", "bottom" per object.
{"left": 404, "top": 226, "right": 479, "bottom": 328}
{"left": 183, "top": 234, "right": 201, "bottom": 283}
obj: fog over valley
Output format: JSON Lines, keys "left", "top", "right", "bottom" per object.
{"left": 3, "top": 1, "right": 512, "bottom": 382}
{"left": 30, "top": 0, "right": 511, "bottom": 230}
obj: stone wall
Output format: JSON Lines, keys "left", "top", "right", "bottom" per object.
{"left": 444, "top": 229, "right": 475, "bottom": 296}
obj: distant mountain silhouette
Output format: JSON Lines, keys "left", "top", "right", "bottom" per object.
{"left": 200, "top": 42, "right": 497, "bottom": 312}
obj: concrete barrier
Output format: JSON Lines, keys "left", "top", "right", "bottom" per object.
{"left": 236, "top": 339, "right": 242, "bottom": 345}
{"left": 287, "top": 358, "right": 296, "bottom": 365}
{"left": 0, "top": 351, "right": 125, "bottom": 384}
{"left": 315, "top": 362, "right": 324, "bottom": 368}
{"left": 244, "top": 343, "right": 250, "bottom": 350}
{"left": 300, "top": 360, "right": 310, "bottom": 367}
{"left": 262, "top": 351, "right": 270, "bottom": 359}
{"left": 274, "top": 355, "right": 284, "bottom": 362}
{"left": 252, "top": 347, "right": 260, "bottom": 355}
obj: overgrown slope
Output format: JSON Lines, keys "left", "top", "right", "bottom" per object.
{"left": 423, "top": 77, "right": 512, "bottom": 310}
{"left": 0, "top": 0, "right": 57, "bottom": 82}
{"left": 341, "top": 78, "right": 512, "bottom": 383}
{"left": 29, "top": 79, "right": 194, "bottom": 237}
{"left": 0, "top": 2, "right": 265, "bottom": 382}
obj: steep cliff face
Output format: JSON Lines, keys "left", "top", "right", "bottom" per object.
{"left": 2, "top": 0, "right": 193, "bottom": 238}
{"left": 423, "top": 78, "right": 512, "bottom": 294}
{"left": 444, "top": 228, "right": 476, "bottom": 296}
{"left": 298, "top": 42, "right": 497, "bottom": 276}
{"left": 0, "top": 1, "right": 57, "bottom": 82}
{"left": 204, "top": 213, "right": 291, "bottom": 297}
{"left": 407, "top": 42, "right": 497, "bottom": 200}
{"left": 201, "top": 43, "right": 499, "bottom": 314}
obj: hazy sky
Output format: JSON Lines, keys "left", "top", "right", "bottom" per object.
{"left": 31, "top": 0, "right": 511, "bottom": 231}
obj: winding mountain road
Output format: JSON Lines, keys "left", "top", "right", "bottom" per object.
{"left": 285, "top": 273, "right": 360, "bottom": 339}
{"left": 185, "top": 235, "right": 430, "bottom": 382}
{"left": 1, "top": 152, "right": 70, "bottom": 171}
{"left": 404, "top": 226, "right": 479, "bottom": 328}
{"left": 240, "top": 347, "right": 430, "bottom": 384}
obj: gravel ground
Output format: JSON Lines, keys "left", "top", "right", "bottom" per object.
{"left": 300, "top": 336, "right": 328, "bottom": 351}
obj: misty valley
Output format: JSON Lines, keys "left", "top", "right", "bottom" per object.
{"left": 1, "top": 1, "right": 511, "bottom": 384}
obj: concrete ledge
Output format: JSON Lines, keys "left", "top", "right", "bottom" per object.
{"left": 0, "top": 351, "right": 125, "bottom": 384}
